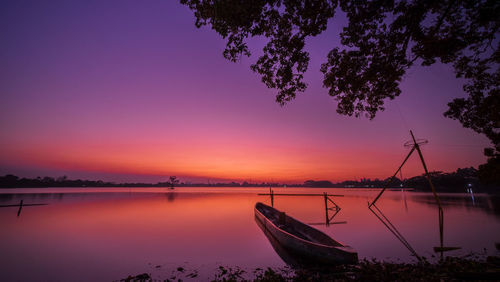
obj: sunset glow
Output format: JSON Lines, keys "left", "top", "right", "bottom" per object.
{"left": 0, "top": 1, "right": 490, "bottom": 183}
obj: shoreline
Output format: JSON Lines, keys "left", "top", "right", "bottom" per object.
{"left": 122, "top": 256, "right": 500, "bottom": 281}
{"left": 1, "top": 186, "right": 498, "bottom": 195}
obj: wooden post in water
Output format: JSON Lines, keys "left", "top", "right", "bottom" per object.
{"left": 323, "top": 192, "right": 329, "bottom": 226}
{"left": 270, "top": 188, "right": 274, "bottom": 207}
{"left": 257, "top": 192, "right": 344, "bottom": 226}
{"left": 17, "top": 200, "right": 23, "bottom": 217}
{"left": 0, "top": 201, "right": 47, "bottom": 218}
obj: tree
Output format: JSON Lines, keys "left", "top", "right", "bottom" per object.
{"left": 181, "top": 0, "right": 499, "bottom": 184}
{"left": 167, "top": 176, "right": 179, "bottom": 189}
{"left": 477, "top": 149, "right": 500, "bottom": 185}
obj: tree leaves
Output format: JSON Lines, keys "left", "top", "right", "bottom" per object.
{"left": 181, "top": 0, "right": 336, "bottom": 104}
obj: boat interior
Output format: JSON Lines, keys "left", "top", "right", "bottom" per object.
{"left": 256, "top": 202, "right": 343, "bottom": 247}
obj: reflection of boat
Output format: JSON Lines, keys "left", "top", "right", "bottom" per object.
{"left": 254, "top": 202, "right": 358, "bottom": 265}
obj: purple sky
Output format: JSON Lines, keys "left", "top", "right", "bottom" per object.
{"left": 0, "top": 1, "right": 491, "bottom": 183}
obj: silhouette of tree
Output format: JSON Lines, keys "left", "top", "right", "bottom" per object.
{"left": 167, "top": 176, "right": 179, "bottom": 189}
{"left": 181, "top": 0, "right": 499, "bottom": 185}
{"left": 478, "top": 150, "right": 500, "bottom": 185}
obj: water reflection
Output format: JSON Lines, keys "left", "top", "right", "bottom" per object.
{"left": 0, "top": 187, "right": 499, "bottom": 281}
{"left": 402, "top": 189, "right": 408, "bottom": 213}
{"left": 166, "top": 191, "right": 177, "bottom": 202}
{"left": 410, "top": 194, "right": 500, "bottom": 218}
{"left": 309, "top": 208, "right": 346, "bottom": 226}
{"left": 369, "top": 203, "right": 420, "bottom": 260}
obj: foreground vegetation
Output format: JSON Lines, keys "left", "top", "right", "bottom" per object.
{"left": 122, "top": 256, "right": 500, "bottom": 281}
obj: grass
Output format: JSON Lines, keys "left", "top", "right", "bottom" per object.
{"left": 121, "top": 256, "right": 500, "bottom": 281}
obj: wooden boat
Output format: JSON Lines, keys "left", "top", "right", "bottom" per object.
{"left": 255, "top": 212, "right": 313, "bottom": 267}
{"left": 255, "top": 202, "right": 358, "bottom": 265}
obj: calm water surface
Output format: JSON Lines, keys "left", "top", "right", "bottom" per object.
{"left": 1, "top": 187, "right": 499, "bottom": 281}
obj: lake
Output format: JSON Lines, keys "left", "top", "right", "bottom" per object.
{"left": 1, "top": 187, "right": 499, "bottom": 281}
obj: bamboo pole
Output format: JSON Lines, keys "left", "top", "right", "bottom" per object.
{"left": 370, "top": 146, "right": 415, "bottom": 207}
{"left": 410, "top": 130, "right": 445, "bottom": 252}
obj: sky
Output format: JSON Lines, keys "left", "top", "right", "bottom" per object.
{"left": 0, "top": 1, "right": 492, "bottom": 184}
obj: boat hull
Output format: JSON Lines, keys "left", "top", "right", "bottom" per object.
{"left": 255, "top": 202, "right": 358, "bottom": 265}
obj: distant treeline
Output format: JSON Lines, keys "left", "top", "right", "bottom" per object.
{"left": 304, "top": 167, "right": 495, "bottom": 192}
{"left": 0, "top": 175, "right": 157, "bottom": 188}
{"left": 0, "top": 175, "right": 293, "bottom": 189}
{"left": 0, "top": 167, "right": 496, "bottom": 192}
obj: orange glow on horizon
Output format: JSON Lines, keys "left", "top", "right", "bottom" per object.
{"left": 0, "top": 132, "right": 477, "bottom": 183}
